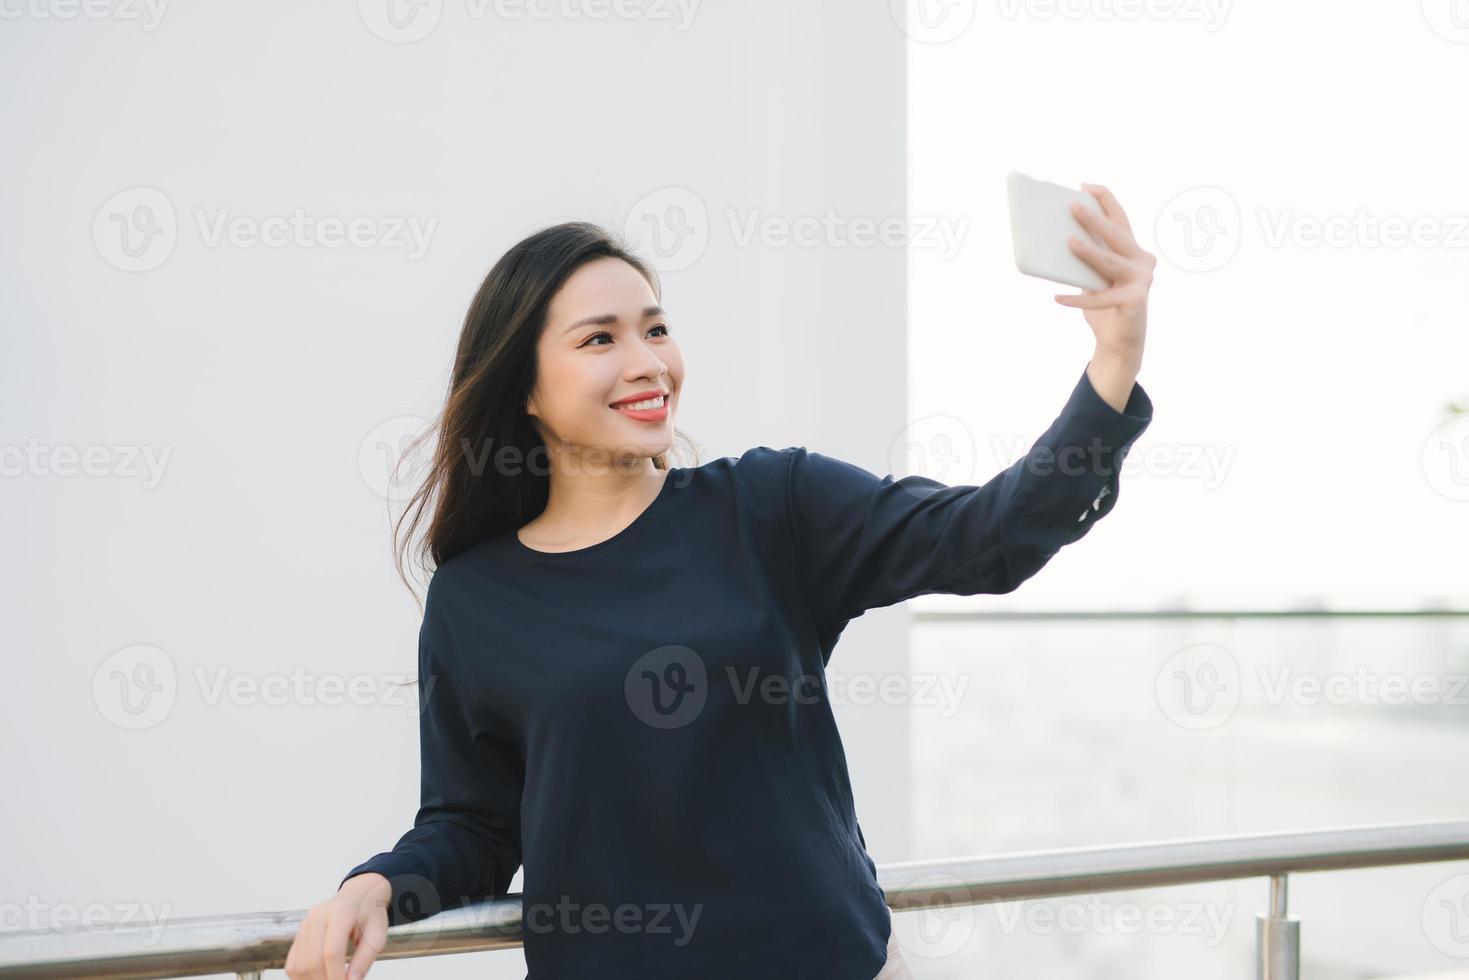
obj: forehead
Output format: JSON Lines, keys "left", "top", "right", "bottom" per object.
{"left": 548, "top": 257, "right": 657, "bottom": 323}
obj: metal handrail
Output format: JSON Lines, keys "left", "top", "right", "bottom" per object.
{"left": 3, "top": 818, "right": 1467, "bottom": 979}
{"left": 913, "top": 608, "right": 1469, "bottom": 620}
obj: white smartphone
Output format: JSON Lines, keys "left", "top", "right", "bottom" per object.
{"left": 1006, "top": 171, "right": 1110, "bottom": 291}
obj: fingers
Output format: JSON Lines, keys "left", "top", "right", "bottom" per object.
{"left": 347, "top": 912, "right": 388, "bottom": 980}
{"left": 1070, "top": 200, "right": 1143, "bottom": 260}
{"left": 284, "top": 912, "right": 318, "bottom": 979}
{"left": 1066, "top": 234, "right": 1130, "bottom": 284}
{"left": 1053, "top": 281, "right": 1148, "bottom": 309}
{"left": 322, "top": 913, "right": 352, "bottom": 980}
{"left": 285, "top": 899, "right": 384, "bottom": 980}
{"left": 1068, "top": 186, "right": 1159, "bottom": 291}
{"left": 1081, "top": 182, "right": 1133, "bottom": 233}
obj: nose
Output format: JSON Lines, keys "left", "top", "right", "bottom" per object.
{"left": 630, "top": 341, "right": 668, "bottom": 384}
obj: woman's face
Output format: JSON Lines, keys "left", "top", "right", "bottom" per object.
{"left": 526, "top": 256, "right": 684, "bottom": 471}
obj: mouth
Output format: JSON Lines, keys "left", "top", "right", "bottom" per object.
{"left": 609, "top": 392, "right": 671, "bottom": 420}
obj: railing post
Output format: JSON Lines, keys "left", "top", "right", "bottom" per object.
{"left": 1255, "top": 874, "right": 1300, "bottom": 980}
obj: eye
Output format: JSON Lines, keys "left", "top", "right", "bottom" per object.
{"left": 581, "top": 325, "right": 670, "bottom": 347}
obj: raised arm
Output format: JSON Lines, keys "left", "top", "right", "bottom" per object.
{"left": 787, "top": 362, "right": 1153, "bottom": 634}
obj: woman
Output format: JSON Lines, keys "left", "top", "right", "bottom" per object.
{"left": 285, "top": 187, "right": 1156, "bottom": 980}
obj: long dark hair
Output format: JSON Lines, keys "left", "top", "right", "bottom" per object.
{"left": 389, "top": 221, "right": 698, "bottom": 606}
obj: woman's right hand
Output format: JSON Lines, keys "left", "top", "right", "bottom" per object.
{"left": 284, "top": 873, "right": 392, "bottom": 980}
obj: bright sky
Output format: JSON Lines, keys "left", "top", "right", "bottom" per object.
{"left": 906, "top": 0, "right": 1469, "bottom": 611}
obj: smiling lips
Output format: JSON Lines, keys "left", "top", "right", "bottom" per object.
{"left": 609, "top": 391, "right": 670, "bottom": 421}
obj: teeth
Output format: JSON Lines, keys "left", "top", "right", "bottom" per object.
{"left": 616, "top": 395, "right": 666, "bottom": 411}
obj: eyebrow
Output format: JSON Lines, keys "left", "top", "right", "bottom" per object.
{"left": 563, "top": 305, "right": 666, "bottom": 335}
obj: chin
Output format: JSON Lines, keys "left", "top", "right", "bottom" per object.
{"left": 587, "top": 433, "right": 672, "bottom": 467}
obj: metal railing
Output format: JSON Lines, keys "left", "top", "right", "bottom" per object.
{"left": 3, "top": 818, "right": 1467, "bottom": 979}
{"left": 911, "top": 607, "right": 1469, "bottom": 621}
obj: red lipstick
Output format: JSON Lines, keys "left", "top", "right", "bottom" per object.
{"left": 609, "top": 389, "right": 671, "bottom": 422}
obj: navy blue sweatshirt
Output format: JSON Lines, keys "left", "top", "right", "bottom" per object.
{"left": 341, "top": 366, "right": 1153, "bottom": 979}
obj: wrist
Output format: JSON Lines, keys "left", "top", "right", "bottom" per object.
{"left": 340, "top": 872, "right": 391, "bottom": 898}
{"left": 1085, "top": 350, "right": 1142, "bottom": 415}
{"left": 1092, "top": 344, "right": 1143, "bottom": 375}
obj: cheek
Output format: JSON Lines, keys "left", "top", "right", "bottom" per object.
{"left": 545, "top": 352, "right": 604, "bottom": 397}
{"left": 532, "top": 353, "right": 599, "bottom": 423}
{"left": 561, "top": 359, "right": 623, "bottom": 421}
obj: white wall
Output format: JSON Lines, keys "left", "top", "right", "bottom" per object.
{"left": 0, "top": 2, "right": 910, "bottom": 976}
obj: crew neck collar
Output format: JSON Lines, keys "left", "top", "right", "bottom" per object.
{"left": 510, "top": 467, "right": 684, "bottom": 560}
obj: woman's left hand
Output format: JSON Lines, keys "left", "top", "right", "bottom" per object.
{"left": 1055, "top": 183, "right": 1155, "bottom": 363}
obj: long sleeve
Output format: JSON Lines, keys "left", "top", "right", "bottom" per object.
{"left": 786, "top": 366, "right": 1153, "bottom": 632}
{"left": 339, "top": 582, "right": 523, "bottom": 927}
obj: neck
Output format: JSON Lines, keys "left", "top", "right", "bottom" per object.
{"left": 523, "top": 447, "right": 666, "bottom": 546}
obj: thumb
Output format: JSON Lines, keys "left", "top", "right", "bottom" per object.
{"left": 346, "top": 914, "right": 388, "bottom": 980}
